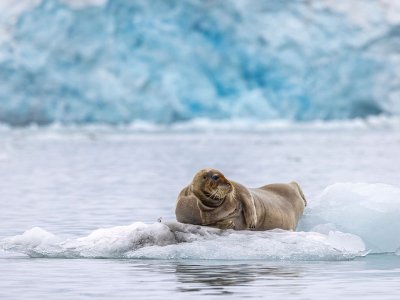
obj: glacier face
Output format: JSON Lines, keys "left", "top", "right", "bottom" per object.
{"left": 0, "top": 0, "right": 399, "bottom": 125}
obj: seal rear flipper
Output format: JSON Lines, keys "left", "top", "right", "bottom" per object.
{"left": 291, "top": 181, "right": 307, "bottom": 206}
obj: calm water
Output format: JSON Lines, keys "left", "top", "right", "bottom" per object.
{"left": 1, "top": 127, "right": 399, "bottom": 299}
{"left": 1, "top": 255, "right": 400, "bottom": 299}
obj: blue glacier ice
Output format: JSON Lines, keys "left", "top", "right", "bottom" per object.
{"left": 0, "top": 0, "right": 399, "bottom": 125}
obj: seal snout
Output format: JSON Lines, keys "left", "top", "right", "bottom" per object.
{"left": 210, "top": 173, "right": 232, "bottom": 198}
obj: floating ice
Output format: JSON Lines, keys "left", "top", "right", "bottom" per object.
{"left": 0, "top": 222, "right": 366, "bottom": 261}
{"left": 2, "top": 182, "right": 398, "bottom": 259}
{"left": 1, "top": 227, "right": 60, "bottom": 248}
{"left": 299, "top": 183, "right": 400, "bottom": 253}
{"left": 126, "top": 228, "right": 366, "bottom": 261}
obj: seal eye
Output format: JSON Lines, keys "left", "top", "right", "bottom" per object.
{"left": 211, "top": 174, "right": 220, "bottom": 181}
{"left": 203, "top": 175, "right": 207, "bottom": 180}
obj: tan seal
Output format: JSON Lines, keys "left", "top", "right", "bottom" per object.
{"left": 175, "top": 168, "right": 306, "bottom": 231}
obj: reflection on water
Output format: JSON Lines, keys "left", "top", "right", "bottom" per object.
{"left": 174, "top": 263, "right": 300, "bottom": 294}
{"left": 1, "top": 255, "right": 400, "bottom": 299}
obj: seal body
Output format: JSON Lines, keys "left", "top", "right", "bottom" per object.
{"left": 175, "top": 169, "right": 306, "bottom": 231}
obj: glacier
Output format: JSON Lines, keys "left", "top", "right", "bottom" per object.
{"left": 1, "top": 0, "right": 400, "bottom": 125}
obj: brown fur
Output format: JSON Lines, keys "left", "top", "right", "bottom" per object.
{"left": 175, "top": 169, "right": 306, "bottom": 231}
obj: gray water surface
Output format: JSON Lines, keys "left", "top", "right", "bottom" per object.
{"left": 1, "top": 128, "right": 399, "bottom": 299}
{"left": 1, "top": 255, "right": 400, "bottom": 299}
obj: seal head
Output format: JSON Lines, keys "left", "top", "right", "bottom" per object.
{"left": 191, "top": 168, "right": 233, "bottom": 207}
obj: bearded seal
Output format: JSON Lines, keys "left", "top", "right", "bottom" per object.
{"left": 175, "top": 168, "right": 307, "bottom": 231}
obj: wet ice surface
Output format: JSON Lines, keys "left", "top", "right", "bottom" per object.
{"left": 0, "top": 223, "right": 366, "bottom": 260}
{"left": 1, "top": 126, "right": 400, "bottom": 299}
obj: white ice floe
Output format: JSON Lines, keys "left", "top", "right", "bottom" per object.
{"left": 0, "top": 222, "right": 365, "bottom": 261}
{"left": 3, "top": 182, "right": 398, "bottom": 259}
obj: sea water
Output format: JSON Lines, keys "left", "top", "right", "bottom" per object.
{"left": 1, "top": 123, "right": 400, "bottom": 299}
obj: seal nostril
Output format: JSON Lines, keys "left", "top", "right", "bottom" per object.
{"left": 211, "top": 175, "right": 220, "bottom": 181}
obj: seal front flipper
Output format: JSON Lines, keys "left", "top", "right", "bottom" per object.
{"left": 243, "top": 200, "right": 257, "bottom": 230}
{"left": 234, "top": 183, "right": 257, "bottom": 230}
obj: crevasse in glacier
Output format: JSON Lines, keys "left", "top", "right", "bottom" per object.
{"left": 0, "top": 0, "right": 399, "bottom": 125}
